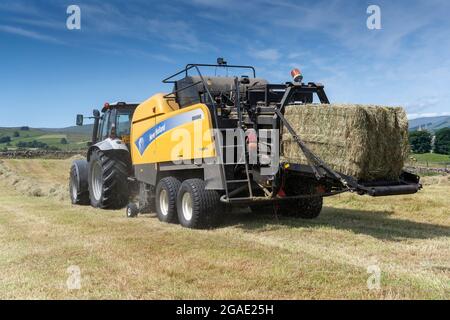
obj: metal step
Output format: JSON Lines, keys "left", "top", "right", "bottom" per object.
{"left": 226, "top": 179, "right": 250, "bottom": 184}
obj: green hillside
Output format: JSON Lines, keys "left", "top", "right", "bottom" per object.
{"left": 0, "top": 126, "right": 91, "bottom": 151}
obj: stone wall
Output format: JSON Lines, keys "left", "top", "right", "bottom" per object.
{"left": 0, "top": 150, "right": 86, "bottom": 159}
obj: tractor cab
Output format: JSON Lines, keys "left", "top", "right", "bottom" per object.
{"left": 76, "top": 102, "right": 138, "bottom": 146}
{"left": 97, "top": 102, "right": 137, "bottom": 145}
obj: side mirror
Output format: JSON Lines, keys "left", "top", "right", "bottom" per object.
{"left": 76, "top": 114, "right": 84, "bottom": 126}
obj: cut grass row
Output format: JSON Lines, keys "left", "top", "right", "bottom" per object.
{"left": 0, "top": 159, "right": 448, "bottom": 299}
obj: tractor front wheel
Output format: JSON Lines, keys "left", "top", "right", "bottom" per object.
{"left": 69, "top": 160, "right": 89, "bottom": 205}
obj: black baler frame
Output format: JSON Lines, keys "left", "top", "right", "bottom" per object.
{"left": 161, "top": 63, "right": 421, "bottom": 204}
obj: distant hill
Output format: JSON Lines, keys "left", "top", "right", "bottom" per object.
{"left": 0, "top": 126, "right": 91, "bottom": 151}
{"left": 409, "top": 116, "right": 450, "bottom": 132}
{"left": 41, "top": 124, "right": 93, "bottom": 135}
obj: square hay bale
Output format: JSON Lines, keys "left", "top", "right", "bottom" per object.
{"left": 281, "top": 104, "right": 409, "bottom": 181}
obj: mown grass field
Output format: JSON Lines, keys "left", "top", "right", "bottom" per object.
{"left": 0, "top": 159, "right": 449, "bottom": 299}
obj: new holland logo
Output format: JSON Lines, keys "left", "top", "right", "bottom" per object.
{"left": 135, "top": 108, "right": 204, "bottom": 155}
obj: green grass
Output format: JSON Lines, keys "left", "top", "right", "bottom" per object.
{"left": 0, "top": 127, "right": 44, "bottom": 139}
{"left": 408, "top": 153, "right": 450, "bottom": 168}
{"left": 0, "top": 127, "right": 89, "bottom": 151}
{"left": 0, "top": 159, "right": 449, "bottom": 299}
{"left": 411, "top": 153, "right": 450, "bottom": 163}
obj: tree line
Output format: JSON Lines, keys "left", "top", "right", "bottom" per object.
{"left": 0, "top": 135, "right": 68, "bottom": 151}
{"left": 409, "top": 128, "right": 450, "bottom": 154}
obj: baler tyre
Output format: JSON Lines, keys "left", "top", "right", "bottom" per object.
{"left": 88, "top": 150, "right": 130, "bottom": 209}
{"left": 69, "top": 161, "right": 90, "bottom": 205}
{"left": 249, "top": 204, "right": 275, "bottom": 215}
{"left": 126, "top": 203, "right": 139, "bottom": 218}
{"left": 155, "top": 177, "right": 181, "bottom": 224}
{"left": 281, "top": 196, "right": 323, "bottom": 219}
{"left": 177, "top": 179, "right": 221, "bottom": 229}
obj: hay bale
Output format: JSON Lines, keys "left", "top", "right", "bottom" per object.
{"left": 282, "top": 104, "right": 409, "bottom": 181}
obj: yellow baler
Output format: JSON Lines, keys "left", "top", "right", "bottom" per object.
{"left": 123, "top": 61, "right": 421, "bottom": 229}
{"left": 70, "top": 61, "right": 420, "bottom": 229}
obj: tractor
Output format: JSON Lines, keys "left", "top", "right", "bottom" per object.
{"left": 69, "top": 102, "right": 138, "bottom": 209}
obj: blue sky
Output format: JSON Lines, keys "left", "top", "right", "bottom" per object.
{"left": 0, "top": 0, "right": 449, "bottom": 127}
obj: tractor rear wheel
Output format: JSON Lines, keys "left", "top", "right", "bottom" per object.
{"left": 177, "top": 179, "right": 221, "bottom": 229}
{"left": 88, "top": 150, "right": 130, "bottom": 209}
{"left": 155, "top": 177, "right": 181, "bottom": 223}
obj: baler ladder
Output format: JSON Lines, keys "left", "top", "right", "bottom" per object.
{"left": 217, "top": 78, "right": 254, "bottom": 201}
{"left": 231, "top": 77, "right": 253, "bottom": 198}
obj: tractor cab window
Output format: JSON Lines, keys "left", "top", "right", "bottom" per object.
{"left": 116, "top": 110, "right": 133, "bottom": 139}
{"left": 99, "top": 111, "right": 111, "bottom": 140}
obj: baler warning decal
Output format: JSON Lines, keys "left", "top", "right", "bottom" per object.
{"left": 135, "top": 108, "right": 204, "bottom": 155}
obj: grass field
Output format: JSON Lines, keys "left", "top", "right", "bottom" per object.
{"left": 0, "top": 159, "right": 449, "bottom": 299}
{"left": 409, "top": 153, "right": 450, "bottom": 167}
{"left": 0, "top": 127, "right": 89, "bottom": 151}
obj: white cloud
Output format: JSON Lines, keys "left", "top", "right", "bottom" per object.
{"left": 0, "top": 24, "right": 63, "bottom": 44}
{"left": 252, "top": 48, "right": 280, "bottom": 61}
{"left": 80, "top": 2, "right": 215, "bottom": 53}
{"left": 0, "top": 1, "right": 41, "bottom": 15}
{"left": 10, "top": 17, "right": 63, "bottom": 30}
{"left": 404, "top": 96, "right": 441, "bottom": 113}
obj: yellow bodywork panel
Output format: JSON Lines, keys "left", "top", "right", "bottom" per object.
{"left": 133, "top": 93, "right": 179, "bottom": 122}
{"left": 131, "top": 94, "right": 216, "bottom": 165}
